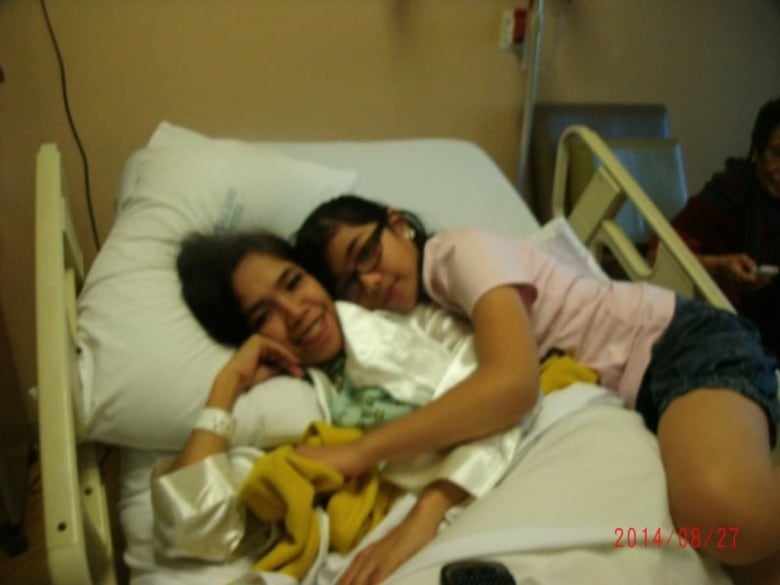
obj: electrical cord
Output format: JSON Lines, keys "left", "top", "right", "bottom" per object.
{"left": 40, "top": 0, "right": 101, "bottom": 252}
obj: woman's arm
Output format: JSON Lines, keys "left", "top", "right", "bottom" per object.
{"left": 337, "top": 480, "right": 469, "bottom": 585}
{"left": 297, "top": 285, "right": 539, "bottom": 476}
{"left": 170, "top": 367, "right": 243, "bottom": 470}
{"left": 697, "top": 252, "right": 759, "bottom": 282}
{"left": 172, "top": 334, "right": 303, "bottom": 470}
{"left": 153, "top": 335, "right": 302, "bottom": 561}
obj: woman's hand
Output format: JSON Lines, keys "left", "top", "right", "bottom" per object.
{"left": 701, "top": 253, "right": 778, "bottom": 292}
{"left": 336, "top": 480, "right": 468, "bottom": 585}
{"left": 171, "top": 335, "right": 303, "bottom": 471}
{"left": 222, "top": 334, "right": 304, "bottom": 393}
{"left": 336, "top": 512, "right": 436, "bottom": 585}
{"left": 704, "top": 253, "right": 757, "bottom": 284}
{"left": 295, "top": 440, "right": 372, "bottom": 478}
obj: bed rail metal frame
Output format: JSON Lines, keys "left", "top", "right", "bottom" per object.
{"left": 35, "top": 143, "right": 117, "bottom": 585}
{"left": 552, "top": 125, "right": 734, "bottom": 312}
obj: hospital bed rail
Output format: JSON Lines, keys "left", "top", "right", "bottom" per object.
{"left": 551, "top": 125, "right": 734, "bottom": 313}
{"left": 35, "top": 143, "right": 118, "bottom": 585}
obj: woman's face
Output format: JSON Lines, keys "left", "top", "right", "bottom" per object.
{"left": 232, "top": 253, "right": 343, "bottom": 366}
{"left": 757, "top": 126, "right": 780, "bottom": 199}
{"left": 324, "top": 210, "right": 420, "bottom": 312}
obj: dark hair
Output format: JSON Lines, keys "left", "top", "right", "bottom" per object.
{"left": 750, "top": 96, "right": 780, "bottom": 157}
{"left": 176, "top": 231, "right": 295, "bottom": 346}
{"left": 294, "top": 194, "right": 429, "bottom": 294}
{"left": 743, "top": 97, "right": 780, "bottom": 259}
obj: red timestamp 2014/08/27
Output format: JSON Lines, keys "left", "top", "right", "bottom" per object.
{"left": 614, "top": 526, "right": 740, "bottom": 550}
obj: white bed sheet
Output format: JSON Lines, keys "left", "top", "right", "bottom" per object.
{"left": 141, "top": 123, "right": 539, "bottom": 238}
{"left": 115, "top": 136, "right": 729, "bottom": 585}
{"left": 385, "top": 393, "right": 728, "bottom": 585}
{"left": 264, "top": 139, "right": 540, "bottom": 239}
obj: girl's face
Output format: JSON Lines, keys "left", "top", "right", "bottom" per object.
{"left": 757, "top": 126, "right": 780, "bottom": 199}
{"left": 324, "top": 210, "right": 420, "bottom": 312}
{"left": 232, "top": 253, "right": 343, "bottom": 366}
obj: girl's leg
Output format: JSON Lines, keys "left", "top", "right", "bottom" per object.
{"left": 657, "top": 388, "right": 780, "bottom": 570}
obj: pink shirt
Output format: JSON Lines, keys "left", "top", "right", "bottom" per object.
{"left": 422, "top": 228, "right": 676, "bottom": 408}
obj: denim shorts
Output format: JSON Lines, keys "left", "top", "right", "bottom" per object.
{"left": 635, "top": 295, "right": 779, "bottom": 447}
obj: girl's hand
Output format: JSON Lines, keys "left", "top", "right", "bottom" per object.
{"left": 223, "top": 334, "right": 304, "bottom": 391}
{"left": 295, "top": 441, "right": 372, "bottom": 478}
{"left": 336, "top": 480, "right": 467, "bottom": 585}
{"left": 336, "top": 514, "right": 436, "bottom": 585}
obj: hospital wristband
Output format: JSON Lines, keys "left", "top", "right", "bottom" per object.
{"left": 193, "top": 407, "right": 237, "bottom": 443}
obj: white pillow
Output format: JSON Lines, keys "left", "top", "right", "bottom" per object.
{"left": 77, "top": 123, "right": 357, "bottom": 450}
{"left": 529, "top": 217, "right": 610, "bottom": 282}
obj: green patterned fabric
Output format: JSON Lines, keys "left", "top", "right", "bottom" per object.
{"left": 324, "top": 355, "right": 416, "bottom": 430}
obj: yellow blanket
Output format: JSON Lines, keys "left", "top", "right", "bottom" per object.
{"left": 238, "top": 422, "right": 399, "bottom": 579}
{"left": 539, "top": 348, "right": 600, "bottom": 395}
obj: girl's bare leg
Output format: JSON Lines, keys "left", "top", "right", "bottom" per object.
{"left": 657, "top": 388, "right": 780, "bottom": 574}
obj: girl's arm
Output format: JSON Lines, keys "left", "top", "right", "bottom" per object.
{"left": 172, "top": 334, "right": 303, "bottom": 470}
{"left": 297, "top": 285, "right": 538, "bottom": 476}
{"left": 337, "top": 480, "right": 469, "bottom": 585}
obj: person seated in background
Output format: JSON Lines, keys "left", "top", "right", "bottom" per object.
{"left": 658, "top": 96, "right": 780, "bottom": 356}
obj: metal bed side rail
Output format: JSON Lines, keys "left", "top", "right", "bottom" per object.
{"left": 550, "top": 125, "right": 734, "bottom": 313}
{"left": 35, "top": 143, "right": 118, "bottom": 585}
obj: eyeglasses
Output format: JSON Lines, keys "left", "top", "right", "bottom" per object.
{"left": 337, "top": 219, "right": 385, "bottom": 301}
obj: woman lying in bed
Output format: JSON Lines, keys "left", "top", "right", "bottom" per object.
{"left": 293, "top": 194, "right": 780, "bottom": 584}
{"left": 159, "top": 230, "right": 556, "bottom": 583}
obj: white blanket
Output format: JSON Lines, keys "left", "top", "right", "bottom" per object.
{"left": 384, "top": 391, "right": 731, "bottom": 585}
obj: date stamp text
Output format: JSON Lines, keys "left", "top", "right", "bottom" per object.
{"left": 614, "top": 526, "right": 740, "bottom": 550}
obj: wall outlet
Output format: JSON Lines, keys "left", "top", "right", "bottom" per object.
{"left": 499, "top": 7, "right": 528, "bottom": 51}
{"left": 499, "top": 10, "right": 515, "bottom": 50}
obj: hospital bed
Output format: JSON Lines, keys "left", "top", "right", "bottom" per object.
{"left": 35, "top": 122, "right": 734, "bottom": 585}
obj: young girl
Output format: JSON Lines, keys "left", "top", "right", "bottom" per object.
{"left": 294, "top": 194, "right": 780, "bottom": 583}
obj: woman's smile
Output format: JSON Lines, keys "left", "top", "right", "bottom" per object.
{"left": 232, "top": 252, "right": 344, "bottom": 366}
{"left": 299, "top": 314, "right": 329, "bottom": 346}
